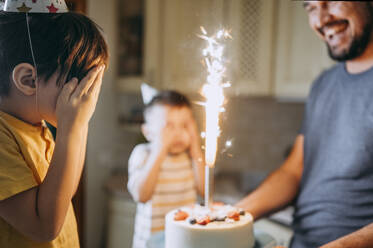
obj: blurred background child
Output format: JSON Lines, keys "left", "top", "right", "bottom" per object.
{"left": 127, "top": 90, "right": 205, "bottom": 248}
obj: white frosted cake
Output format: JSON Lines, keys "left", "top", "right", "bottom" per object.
{"left": 165, "top": 204, "right": 254, "bottom": 248}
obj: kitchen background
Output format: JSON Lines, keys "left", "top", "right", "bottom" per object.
{"left": 68, "top": 0, "right": 334, "bottom": 247}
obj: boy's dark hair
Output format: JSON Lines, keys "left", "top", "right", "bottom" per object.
{"left": 146, "top": 90, "right": 191, "bottom": 109}
{"left": 0, "top": 11, "right": 109, "bottom": 96}
{"left": 144, "top": 90, "right": 191, "bottom": 121}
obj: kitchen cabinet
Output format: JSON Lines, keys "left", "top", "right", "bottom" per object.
{"left": 144, "top": 0, "right": 229, "bottom": 93}
{"left": 224, "top": 0, "right": 276, "bottom": 96}
{"left": 118, "top": 0, "right": 276, "bottom": 96}
{"left": 106, "top": 195, "right": 136, "bottom": 248}
{"left": 105, "top": 174, "right": 137, "bottom": 248}
{"left": 117, "top": 0, "right": 334, "bottom": 99}
{"left": 273, "top": 0, "right": 334, "bottom": 100}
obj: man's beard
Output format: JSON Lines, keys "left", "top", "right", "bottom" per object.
{"left": 327, "top": 24, "right": 372, "bottom": 62}
{"left": 327, "top": 5, "right": 373, "bottom": 62}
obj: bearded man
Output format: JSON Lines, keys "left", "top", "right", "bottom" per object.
{"left": 237, "top": 2, "right": 373, "bottom": 247}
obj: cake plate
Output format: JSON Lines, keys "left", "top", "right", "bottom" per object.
{"left": 147, "top": 229, "right": 277, "bottom": 248}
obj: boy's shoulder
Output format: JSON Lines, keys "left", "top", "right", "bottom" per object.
{"left": 0, "top": 115, "right": 18, "bottom": 144}
{"left": 128, "top": 143, "right": 151, "bottom": 167}
{"left": 0, "top": 112, "right": 50, "bottom": 148}
{"left": 132, "top": 143, "right": 151, "bottom": 155}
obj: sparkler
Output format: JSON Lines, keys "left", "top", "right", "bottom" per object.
{"left": 198, "top": 27, "right": 232, "bottom": 208}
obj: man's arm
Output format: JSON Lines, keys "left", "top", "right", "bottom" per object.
{"left": 321, "top": 223, "right": 373, "bottom": 248}
{"left": 0, "top": 66, "right": 105, "bottom": 242}
{"left": 236, "top": 135, "right": 304, "bottom": 220}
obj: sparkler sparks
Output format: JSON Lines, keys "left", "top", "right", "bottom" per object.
{"left": 225, "top": 140, "right": 233, "bottom": 148}
{"left": 199, "top": 27, "right": 232, "bottom": 208}
{"left": 199, "top": 26, "right": 232, "bottom": 168}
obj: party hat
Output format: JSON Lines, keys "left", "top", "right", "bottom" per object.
{"left": 141, "top": 83, "right": 159, "bottom": 105}
{"left": 3, "top": 0, "right": 68, "bottom": 13}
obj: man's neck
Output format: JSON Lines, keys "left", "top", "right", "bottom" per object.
{"left": 346, "top": 42, "right": 373, "bottom": 74}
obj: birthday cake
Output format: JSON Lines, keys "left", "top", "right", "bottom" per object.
{"left": 165, "top": 204, "right": 254, "bottom": 248}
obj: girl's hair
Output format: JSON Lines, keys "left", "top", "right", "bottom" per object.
{"left": 0, "top": 11, "right": 109, "bottom": 96}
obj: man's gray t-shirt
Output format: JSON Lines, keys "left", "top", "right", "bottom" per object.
{"left": 291, "top": 63, "right": 373, "bottom": 247}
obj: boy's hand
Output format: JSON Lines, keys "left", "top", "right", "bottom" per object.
{"left": 56, "top": 65, "right": 105, "bottom": 130}
{"left": 156, "top": 124, "right": 176, "bottom": 153}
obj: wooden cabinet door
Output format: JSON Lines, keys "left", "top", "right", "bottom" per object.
{"left": 225, "top": 0, "right": 276, "bottom": 96}
{"left": 144, "top": 0, "right": 276, "bottom": 96}
{"left": 145, "top": 0, "right": 221, "bottom": 93}
{"left": 274, "top": 0, "right": 334, "bottom": 100}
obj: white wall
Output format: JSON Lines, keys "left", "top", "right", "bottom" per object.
{"left": 86, "top": 0, "right": 118, "bottom": 247}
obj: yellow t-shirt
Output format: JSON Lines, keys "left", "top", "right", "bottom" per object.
{"left": 0, "top": 111, "right": 80, "bottom": 248}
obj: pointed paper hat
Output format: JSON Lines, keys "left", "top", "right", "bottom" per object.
{"left": 3, "top": 0, "right": 68, "bottom": 13}
{"left": 141, "top": 83, "right": 158, "bottom": 105}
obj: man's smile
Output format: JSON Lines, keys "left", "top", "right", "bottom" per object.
{"left": 320, "top": 20, "right": 350, "bottom": 48}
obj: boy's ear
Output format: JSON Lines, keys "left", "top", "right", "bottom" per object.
{"left": 12, "top": 63, "right": 37, "bottom": 96}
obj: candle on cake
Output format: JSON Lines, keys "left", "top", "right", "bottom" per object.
{"left": 198, "top": 27, "right": 232, "bottom": 208}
